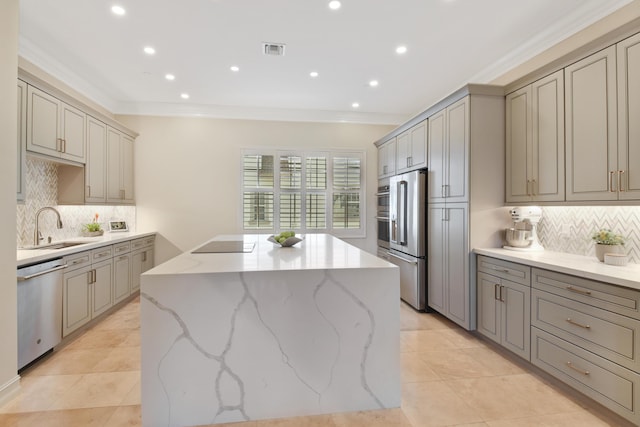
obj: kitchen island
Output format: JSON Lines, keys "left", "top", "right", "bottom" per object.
{"left": 140, "top": 234, "right": 400, "bottom": 427}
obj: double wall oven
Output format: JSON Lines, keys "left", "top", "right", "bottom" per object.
{"left": 375, "top": 180, "right": 390, "bottom": 249}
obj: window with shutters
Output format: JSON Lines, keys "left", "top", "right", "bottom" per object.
{"left": 242, "top": 150, "right": 365, "bottom": 237}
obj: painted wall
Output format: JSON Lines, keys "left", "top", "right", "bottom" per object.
{"left": 0, "top": 0, "right": 19, "bottom": 404}
{"left": 116, "top": 115, "right": 394, "bottom": 264}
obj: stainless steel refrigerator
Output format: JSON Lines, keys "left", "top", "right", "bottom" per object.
{"left": 388, "top": 169, "right": 427, "bottom": 311}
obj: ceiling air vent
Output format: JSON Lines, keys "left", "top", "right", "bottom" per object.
{"left": 263, "top": 42, "right": 286, "bottom": 56}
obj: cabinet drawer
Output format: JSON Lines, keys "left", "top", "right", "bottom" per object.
{"left": 64, "top": 251, "right": 91, "bottom": 270}
{"left": 477, "top": 255, "right": 530, "bottom": 286}
{"left": 532, "top": 327, "right": 640, "bottom": 425}
{"left": 532, "top": 268, "right": 640, "bottom": 320}
{"left": 532, "top": 289, "right": 640, "bottom": 372}
{"left": 113, "top": 241, "right": 131, "bottom": 255}
{"left": 91, "top": 246, "right": 112, "bottom": 262}
{"left": 131, "top": 236, "right": 155, "bottom": 250}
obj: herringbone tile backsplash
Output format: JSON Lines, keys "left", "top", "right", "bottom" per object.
{"left": 538, "top": 206, "right": 640, "bottom": 264}
{"left": 17, "top": 157, "right": 136, "bottom": 247}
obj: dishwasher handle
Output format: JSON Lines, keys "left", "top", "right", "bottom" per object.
{"left": 17, "top": 264, "right": 68, "bottom": 281}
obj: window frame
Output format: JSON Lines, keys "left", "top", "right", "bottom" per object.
{"left": 241, "top": 148, "right": 366, "bottom": 238}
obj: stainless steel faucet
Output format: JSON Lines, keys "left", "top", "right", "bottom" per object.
{"left": 34, "top": 207, "right": 63, "bottom": 246}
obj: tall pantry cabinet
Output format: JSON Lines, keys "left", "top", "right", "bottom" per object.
{"left": 425, "top": 88, "right": 505, "bottom": 330}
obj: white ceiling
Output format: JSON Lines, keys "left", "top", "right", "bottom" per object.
{"left": 19, "top": 0, "right": 632, "bottom": 124}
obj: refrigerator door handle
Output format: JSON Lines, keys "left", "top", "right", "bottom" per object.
{"left": 387, "top": 251, "right": 418, "bottom": 265}
{"left": 398, "top": 180, "right": 408, "bottom": 246}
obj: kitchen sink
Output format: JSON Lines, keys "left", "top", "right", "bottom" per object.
{"left": 20, "top": 241, "right": 87, "bottom": 250}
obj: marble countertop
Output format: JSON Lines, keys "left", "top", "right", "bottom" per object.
{"left": 146, "top": 233, "right": 395, "bottom": 276}
{"left": 17, "top": 231, "right": 156, "bottom": 267}
{"left": 474, "top": 248, "right": 640, "bottom": 291}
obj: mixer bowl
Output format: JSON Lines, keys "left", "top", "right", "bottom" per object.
{"left": 505, "top": 228, "right": 533, "bottom": 247}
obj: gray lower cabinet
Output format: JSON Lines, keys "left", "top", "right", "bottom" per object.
{"left": 131, "top": 236, "right": 155, "bottom": 292}
{"left": 113, "top": 241, "right": 132, "bottom": 305}
{"left": 477, "top": 256, "right": 531, "bottom": 360}
{"left": 61, "top": 235, "right": 155, "bottom": 337}
{"left": 477, "top": 256, "right": 640, "bottom": 425}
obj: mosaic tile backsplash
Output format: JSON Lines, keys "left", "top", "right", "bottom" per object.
{"left": 538, "top": 206, "right": 640, "bottom": 264}
{"left": 17, "top": 157, "right": 136, "bottom": 247}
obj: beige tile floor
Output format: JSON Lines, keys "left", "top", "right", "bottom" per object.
{"left": 0, "top": 297, "right": 629, "bottom": 426}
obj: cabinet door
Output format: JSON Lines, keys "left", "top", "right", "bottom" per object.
{"left": 142, "top": 248, "right": 155, "bottom": 273}
{"left": 27, "top": 85, "right": 61, "bottom": 157}
{"left": 427, "top": 204, "right": 446, "bottom": 313}
{"left": 428, "top": 109, "right": 446, "bottom": 202}
{"left": 617, "top": 33, "right": 640, "bottom": 200}
{"left": 477, "top": 272, "right": 500, "bottom": 344}
{"left": 532, "top": 70, "right": 565, "bottom": 202}
{"left": 505, "top": 86, "right": 532, "bottom": 203}
{"left": 17, "top": 81, "right": 26, "bottom": 201}
{"left": 501, "top": 279, "right": 530, "bottom": 360}
{"left": 85, "top": 117, "right": 107, "bottom": 203}
{"left": 131, "top": 250, "right": 144, "bottom": 292}
{"left": 445, "top": 203, "right": 470, "bottom": 329}
{"left": 446, "top": 97, "right": 469, "bottom": 202}
{"left": 62, "top": 266, "right": 92, "bottom": 337}
{"left": 107, "top": 127, "right": 122, "bottom": 202}
{"left": 409, "top": 121, "right": 427, "bottom": 170}
{"left": 121, "top": 134, "right": 135, "bottom": 203}
{"left": 396, "top": 131, "right": 411, "bottom": 173}
{"left": 60, "top": 103, "right": 86, "bottom": 163}
{"left": 565, "top": 46, "right": 617, "bottom": 201}
{"left": 92, "top": 259, "right": 113, "bottom": 318}
{"left": 113, "top": 254, "right": 131, "bottom": 304}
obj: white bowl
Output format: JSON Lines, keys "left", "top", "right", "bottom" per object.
{"left": 604, "top": 253, "right": 628, "bottom": 266}
{"left": 267, "top": 235, "right": 303, "bottom": 247}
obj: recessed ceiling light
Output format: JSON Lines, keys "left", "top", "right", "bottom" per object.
{"left": 396, "top": 45, "right": 408, "bottom": 55}
{"left": 352, "top": 102, "right": 360, "bottom": 108}
{"left": 310, "top": 71, "right": 319, "bottom": 78}
{"left": 165, "top": 74, "right": 175, "bottom": 81}
{"left": 180, "top": 93, "right": 190, "bottom": 99}
{"left": 328, "top": 1, "right": 341, "bottom": 10}
{"left": 369, "top": 80, "right": 379, "bottom": 87}
{"left": 111, "top": 5, "right": 126, "bottom": 15}
{"left": 230, "top": 66, "right": 240, "bottom": 72}
{"left": 143, "top": 46, "right": 156, "bottom": 55}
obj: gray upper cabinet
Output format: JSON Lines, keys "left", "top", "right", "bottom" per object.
{"left": 428, "top": 97, "right": 469, "bottom": 203}
{"left": 26, "top": 85, "right": 86, "bottom": 164}
{"left": 107, "top": 128, "right": 135, "bottom": 204}
{"left": 396, "top": 120, "right": 427, "bottom": 174}
{"left": 85, "top": 117, "right": 108, "bottom": 203}
{"left": 17, "top": 80, "right": 26, "bottom": 202}
{"left": 565, "top": 46, "right": 618, "bottom": 201}
{"left": 617, "top": 32, "right": 640, "bottom": 200}
{"left": 377, "top": 137, "right": 396, "bottom": 179}
{"left": 506, "top": 70, "right": 565, "bottom": 203}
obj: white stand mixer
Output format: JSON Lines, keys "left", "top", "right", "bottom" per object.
{"left": 503, "top": 206, "right": 544, "bottom": 252}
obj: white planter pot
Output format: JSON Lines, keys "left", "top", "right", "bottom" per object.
{"left": 595, "top": 243, "right": 625, "bottom": 262}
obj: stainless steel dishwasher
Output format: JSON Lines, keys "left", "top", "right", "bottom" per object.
{"left": 17, "top": 258, "right": 67, "bottom": 370}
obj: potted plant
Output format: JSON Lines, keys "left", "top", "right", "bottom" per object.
{"left": 591, "top": 228, "right": 625, "bottom": 262}
{"left": 81, "top": 213, "right": 104, "bottom": 237}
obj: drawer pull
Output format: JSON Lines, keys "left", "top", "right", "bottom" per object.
{"left": 566, "top": 286, "right": 591, "bottom": 296}
{"left": 566, "top": 318, "right": 591, "bottom": 329}
{"left": 566, "top": 361, "right": 590, "bottom": 376}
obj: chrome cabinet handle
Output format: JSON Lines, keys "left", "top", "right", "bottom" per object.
{"left": 526, "top": 179, "right": 531, "bottom": 196}
{"left": 566, "top": 286, "right": 591, "bottom": 296}
{"left": 494, "top": 283, "right": 500, "bottom": 300}
{"left": 566, "top": 318, "right": 591, "bottom": 329}
{"left": 566, "top": 361, "right": 590, "bottom": 376}
{"left": 619, "top": 170, "right": 626, "bottom": 192}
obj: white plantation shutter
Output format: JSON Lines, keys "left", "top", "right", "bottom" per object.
{"left": 242, "top": 150, "right": 365, "bottom": 237}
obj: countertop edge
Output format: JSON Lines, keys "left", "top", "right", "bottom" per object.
{"left": 17, "top": 231, "right": 157, "bottom": 267}
{"left": 474, "top": 248, "right": 640, "bottom": 291}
